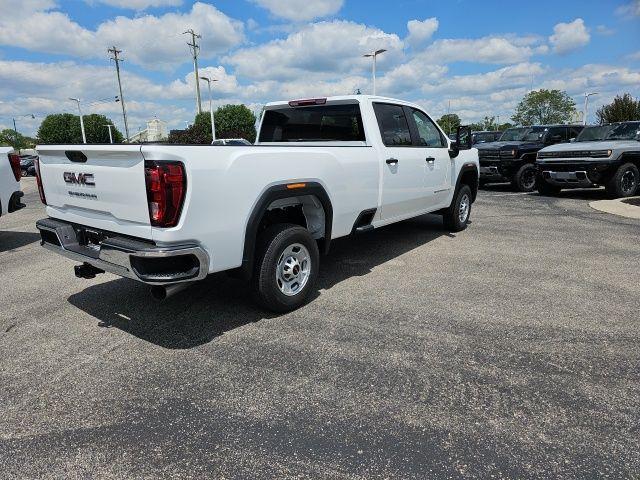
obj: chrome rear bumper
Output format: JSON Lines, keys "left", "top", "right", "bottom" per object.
{"left": 36, "top": 218, "right": 209, "bottom": 285}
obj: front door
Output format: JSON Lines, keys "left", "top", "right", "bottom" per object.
{"left": 373, "top": 103, "right": 428, "bottom": 221}
{"left": 409, "top": 108, "right": 451, "bottom": 209}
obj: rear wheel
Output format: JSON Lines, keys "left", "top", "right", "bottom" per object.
{"left": 511, "top": 163, "right": 537, "bottom": 192}
{"left": 605, "top": 163, "right": 639, "bottom": 198}
{"left": 253, "top": 223, "right": 319, "bottom": 312}
{"left": 443, "top": 184, "right": 472, "bottom": 232}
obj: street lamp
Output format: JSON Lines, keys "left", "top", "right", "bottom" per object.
{"left": 69, "top": 97, "right": 87, "bottom": 143}
{"left": 583, "top": 92, "right": 598, "bottom": 125}
{"left": 363, "top": 49, "right": 386, "bottom": 96}
{"left": 103, "top": 124, "right": 114, "bottom": 144}
{"left": 199, "top": 76, "right": 218, "bottom": 141}
{"left": 12, "top": 114, "right": 35, "bottom": 151}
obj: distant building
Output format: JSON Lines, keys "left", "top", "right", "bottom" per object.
{"left": 129, "top": 118, "right": 168, "bottom": 142}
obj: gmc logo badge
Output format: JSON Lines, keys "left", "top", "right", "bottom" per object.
{"left": 63, "top": 172, "right": 95, "bottom": 186}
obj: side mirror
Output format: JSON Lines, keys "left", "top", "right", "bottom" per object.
{"left": 450, "top": 125, "right": 471, "bottom": 158}
{"left": 569, "top": 138, "right": 576, "bottom": 143}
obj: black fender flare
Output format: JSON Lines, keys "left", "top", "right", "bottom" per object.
{"left": 240, "top": 181, "right": 333, "bottom": 276}
{"left": 453, "top": 163, "right": 479, "bottom": 202}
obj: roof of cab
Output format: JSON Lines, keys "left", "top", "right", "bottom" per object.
{"left": 264, "top": 95, "right": 421, "bottom": 109}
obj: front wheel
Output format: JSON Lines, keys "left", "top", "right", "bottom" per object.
{"left": 443, "top": 184, "right": 472, "bottom": 232}
{"left": 253, "top": 223, "right": 319, "bottom": 312}
{"left": 511, "top": 163, "right": 537, "bottom": 192}
{"left": 605, "top": 163, "right": 639, "bottom": 198}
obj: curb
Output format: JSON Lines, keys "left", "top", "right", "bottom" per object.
{"left": 589, "top": 196, "right": 640, "bottom": 220}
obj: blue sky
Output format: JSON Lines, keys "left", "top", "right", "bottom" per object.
{"left": 0, "top": 0, "right": 638, "bottom": 136}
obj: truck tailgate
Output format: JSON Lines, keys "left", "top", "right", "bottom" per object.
{"left": 37, "top": 145, "right": 152, "bottom": 238}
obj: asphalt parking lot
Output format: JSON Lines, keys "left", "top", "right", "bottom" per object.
{"left": 1, "top": 178, "right": 639, "bottom": 479}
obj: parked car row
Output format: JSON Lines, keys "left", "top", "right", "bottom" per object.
{"left": 476, "top": 121, "right": 640, "bottom": 197}
{"left": 19, "top": 155, "right": 38, "bottom": 177}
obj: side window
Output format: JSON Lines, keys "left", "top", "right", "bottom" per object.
{"left": 569, "top": 126, "right": 582, "bottom": 141}
{"left": 373, "top": 103, "right": 412, "bottom": 146}
{"left": 547, "top": 127, "right": 567, "bottom": 143}
{"left": 411, "top": 109, "right": 446, "bottom": 147}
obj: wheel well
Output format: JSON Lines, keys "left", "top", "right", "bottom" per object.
{"left": 619, "top": 153, "right": 640, "bottom": 170}
{"left": 258, "top": 194, "right": 326, "bottom": 241}
{"left": 459, "top": 168, "right": 479, "bottom": 201}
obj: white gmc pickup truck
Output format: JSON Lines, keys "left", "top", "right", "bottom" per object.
{"left": 36, "top": 95, "right": 479, "bottom": 311}
{"left": 0, "top": 146, "right": 25, "bottom": 218}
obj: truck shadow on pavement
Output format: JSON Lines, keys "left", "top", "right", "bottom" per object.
{"left": 0, "top": 231, "right": 41, "bottom": 253}
{"left": 68, "top": 214, "right": 451, "bottom": 350}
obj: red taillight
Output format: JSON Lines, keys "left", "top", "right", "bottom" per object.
{"left": 288, "top": 98, "right": 327, "bottom": 107}
{"left": 144, "top": 161, "right": 186, "bottom": 228}
{"left": 34, "top": 157, "right": 47, "bottom": 205}
{"left": 8, "top": 153, "right": 21, "bottom": 182}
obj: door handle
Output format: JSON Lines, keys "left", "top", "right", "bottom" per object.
{"left": 386, "top": 158, "right": 399, "bottom": 165}
{"left": 425, "top": 157, "right": 435, "bottom": 163}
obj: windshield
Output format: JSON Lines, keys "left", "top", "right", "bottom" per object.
{"left": 499, "top": 127, "right": 544, "bottom": 142}
{"left": 576, "top": 125, "right": 614, "bottom": 142}
{"left": 605, "top": 122, "right": 640, "bottom": 141}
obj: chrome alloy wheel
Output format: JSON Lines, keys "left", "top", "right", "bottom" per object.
{"left": 458, "top": 193, "right": 470, "bottom": 224}
{"left": 276, "top": 243, "right": 311, "bottom": 296}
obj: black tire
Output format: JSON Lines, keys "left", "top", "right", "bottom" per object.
{"left": 511, "top": 163, "right": 537, "bottom": 192}
{"left": 605, "top": 162, "right": 639, "bottom": 199}
{"left": 536, "top": 177, "right": 561, "bottom": 196}
{"left": 443, "top": 184, "right": 472, "bottom": 232}
{"left": 252, "top": 223, "right": 319, "bottom": 312}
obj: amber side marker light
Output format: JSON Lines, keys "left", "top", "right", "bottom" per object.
{"left": 286, "top": 183, "right": 306, "bottom": 190}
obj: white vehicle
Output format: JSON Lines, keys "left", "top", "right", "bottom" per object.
{"left": 0, "top": 146, "right": 25, "bottom": 218}
{"left": 36, "top": 95, "right": 479, "bottom": 311}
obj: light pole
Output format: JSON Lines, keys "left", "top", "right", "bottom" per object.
{"left": 199, "top": 76, "right": 218, "bottom": 141}
{"left": 12, "top": 114, "right": 35, "bottom": 152}
{"left": 363, "top": 49, "right": 386, "bottom": 96}
{"left": 583, "top": 92, "right": 598, "bottom": 125}
{"left": 103, "top": 124, "right": 114, "bottom": 143}
{"left": 69, "top": 98, "right": 87, "bottom": 143}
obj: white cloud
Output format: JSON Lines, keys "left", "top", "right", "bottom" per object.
{"left": 616, "top": 0, "right": 640, "bottom": 16}
{"left": 252, "top": 0, "right": 343, "bottom": 21}
{"left": 225, "top": 20, "right": 404, "bottom": 80}
{"left": 549, "top": 18, "right": 590, "bottom": 54}
{"left": 418, "top": 35, "right": 548, "bottom": 64}
{"left": 406, "top": 18, "right": 439, "bottom": 47}
{"left": 0, "top": 2, "right": 245, "bottom": 70}
{"left": 92, "top": 0, "right": 182, "bottom": 9}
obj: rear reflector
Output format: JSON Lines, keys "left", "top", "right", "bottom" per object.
{"left": 286, "top": 183, "right": 307, "bottom": 189}
{"left": 34, "top": 157, "right": 47, "bottom": 205}
{"left": 288, "top": 98, "right": 327, "bottom": 107}
{"left": 145, "top": 161, "right": 186, "bottom": 228}
{"left": 8, "top": 153, "right": 21, "bottom": 182}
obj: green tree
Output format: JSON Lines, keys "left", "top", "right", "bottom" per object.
{"left": 437, "top": 113, "right": 461, "bottom": 135}
{"left": 38, "top": 113, "right": 123, "bottom": 144}
{"left": 168, "top": 104, "right": 257, "bottom": 144}
{"left": 512, "top": 89, "right": 576, "bottom": 125}
{"left": 596, "top": 93, "right": 640, "bottom": 124}
{"left": 0, "top": 129, "right": 37, "bottom": 150}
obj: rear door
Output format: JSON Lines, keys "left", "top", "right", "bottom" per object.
{"left": 37, "top": 145, "right": 152, "bottom": 238}
{"left": 373, "top": 103, "right": 428, "bottom": 221}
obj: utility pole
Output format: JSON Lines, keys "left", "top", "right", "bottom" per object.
{"left": 104, "top": 124, "right": 114, "bottom": 143}
{"left": 184, "top": 29, "right": 202, "bottom": 114}
{"left": 108, "top": 46, "right": 130, "bottom": 142}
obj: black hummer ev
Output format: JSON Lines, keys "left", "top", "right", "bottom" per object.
{"left": 477, "top": 125, "right": 584, "bottom": 191}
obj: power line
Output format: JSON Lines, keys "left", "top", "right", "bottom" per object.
{"left": 108, "top": 46, "right": 131, "bottom": 142}
{"left": 183, "top": 29, "right": 202, "bottom": 115}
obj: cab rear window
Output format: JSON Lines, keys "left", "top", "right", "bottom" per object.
{"left": 259, "top": 104, "right": 366, "bottom": 142}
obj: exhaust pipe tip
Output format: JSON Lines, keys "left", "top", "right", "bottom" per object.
{"left": 150, "top": 282, "right": 191, "bottom": 301}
